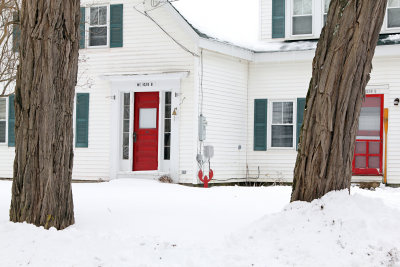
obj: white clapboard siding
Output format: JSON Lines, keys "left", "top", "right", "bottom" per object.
{"left": 198, "top": 50, "right": 249, "bottom": 182}
{"left": 0, "top": 0, "right": 198, "bottom": 181}
{"left": 247, "top": 53, "right": 400, "bottom": 184}
{"left": 247, "top": 59, "right": 311, "bottom": 182}
{"left": 369, "top": 56, "right": 400, "bottom": 184}
{"left": 260, "top": 0, "right": 273, "bottom": 41}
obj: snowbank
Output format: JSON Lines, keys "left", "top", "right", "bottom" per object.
{"left": 229, "top": 189, "right": 400, "bottom": 266}
{"left": 0, "top": 180, "right": 399, "bottom": 266}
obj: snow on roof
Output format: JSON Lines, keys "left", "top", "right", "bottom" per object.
{"left": 171, "top": 0, "right": 318, "bottom": 52}
{"left": 171, "top": 1, "right": 399, "bottom": 53}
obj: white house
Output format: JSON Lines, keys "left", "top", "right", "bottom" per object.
{"left": 0, "top": 0, "right": 399, "bottom": 185}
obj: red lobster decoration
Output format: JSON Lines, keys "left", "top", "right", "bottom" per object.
{"left": 198, "top": 169, "right": 214, "bottom": 188}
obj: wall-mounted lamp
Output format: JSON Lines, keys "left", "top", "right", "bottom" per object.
{"left": 395, "top": 98, "right": 399, "bottom": 106}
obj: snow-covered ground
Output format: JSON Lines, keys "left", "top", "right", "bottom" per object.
{"left": 1, "top": 179, "right": 400, "bottom": 266}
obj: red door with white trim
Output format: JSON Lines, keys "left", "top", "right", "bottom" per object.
{"left": 352, "top": 94, "right": 384, "bottom": 175}
{"left": 133, "top": 92, "right": 159, "bottom": 171}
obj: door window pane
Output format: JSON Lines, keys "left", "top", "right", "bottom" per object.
{"left": 357, "top": 97, "right": 381, "bottom": 140}
{"left": 355, "top": 142, "right": 366, "bottom": 154}
{"left": 122, "top": 93, "right": 130, "bottom": 160}
{"left": 355, "top": 156, "right": 366, "bottom": 168}
{"left": 368, "top": 156, "right": 380, "bottom": 169}
{"left": 139, "top": 108, "right": 157, "bottom": 129}
{"left": 164, "top": 92, "right": 172, "bottom": 160}
{"left": 369, "top": 142, "right": 380, "bottom": 154}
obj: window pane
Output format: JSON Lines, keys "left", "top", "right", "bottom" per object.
{"left": 271, "top": 125, "right": 293, "bottom": 147}
{"left": 355, "top": 156, "right": 366, "bottom": 168}
{"left": 0, "top": 99, "right": 5, "bottom": 120}
{"left": 293, "top": 16, "right": 312, "bottom": 35}
{"left": 99, "top": 6, "right": 107, "bottom": 25}
{"left": 164, "top": 118, "right": 171, "bottom": 132}
{"left": 324, "top": 0, "right": 330, "bottom": 13}
{"left": 124, "top": 93, "right": 130, "bottom": 106}
{"left": 355, "top": 142, "right": 366, "bottom": 154}
{"left": 388, "top": 8, "right": 400, "bottom": 28}
{"left": 139, "top": 108, "right": 157, "bottom": 129}
{"left": 369, "top": 142, "right": 380, "bottom": 154}
{"left": 357, "top": 107, "right": 380, "bottom": 139}
{"left": 164, "top": 147, "right": 170, "bottom": 160}
{"left": 282, "top": 102, "right": 293, "bottom": 123}
{"left": 303, "top": 0, "right": 312, "bottom": 14}
{"left": 165, "top": 92, "right": 171, "bottom": 104}
{"left": 164, "top": 133, "right": 171, "bottom": 147}
{"left": 272, "top": 102, "right": 283, "bottom": 124}
{"left": 123, "top": 120, "right": 129, "bottom": 133}
{"left": 123, "top": 133, "right": 129, "bottom": 146}
{"left": 90, "top": 7, "right": 99, "bottom": 25}
{"left": 293, "top": 0, "right": 303, "bottom": 15}
{"left": 123, "top": 146, "right": 129, "bottom": 160}
{"left": 388, "top": 0, "right": 400, "bottom": 8}
{"left": 0, "top": 121, "right": 5, "bottom": 143}
{"left": 124, "top": 106, "right": 130, "bottom": 120}
{"left": 89, "top": 27, "right": 107, "bottom": 46}
{"left": 368, "top": 156, "right": 380, "bottom": 169}
{"left": 165, "top": 105, "right": 171, "bottom": 119}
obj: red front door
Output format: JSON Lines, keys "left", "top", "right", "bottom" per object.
{"left": 133, "top": 92, "right": 159, "bottom": 171}
{"left": 352, "top": 95, "right": 384, "bottom": 175}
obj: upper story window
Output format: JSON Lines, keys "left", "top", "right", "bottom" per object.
{"left": 388, "top": 0, "right": 400, "bottom": 28}
{"left": 89, "top": 6, "right": 108, "bottom": 47}
{"left": 80, "top": 4, "right": 123, "bottom": 49}
{"left": 292, "top": 0, "right": 312, "bottom": 35}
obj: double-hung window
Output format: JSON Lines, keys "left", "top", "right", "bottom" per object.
{"left": 89, "top": 6, "right": 108, "bottom": 47}
{"left": 292, "top": 0, "right": 312, "bottom": 35}
{"left": 0, "top": 98, "right": 6, "bottom": 143}
{"left": 388, "top": 0, "right": 400, "bottom": 29}
{"left": 271, "top": 101, "right": 294, "bottom": 148}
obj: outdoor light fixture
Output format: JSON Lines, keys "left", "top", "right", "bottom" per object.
{"left": 395, "top": 98, "right": 399, "bottom": 106}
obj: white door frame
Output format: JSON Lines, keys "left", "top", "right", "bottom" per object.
{"left": 102, "top": 71, "right": 189, "bottom": 180}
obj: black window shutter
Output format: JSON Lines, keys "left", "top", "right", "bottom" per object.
{"left": 110, "top": 4, "right": 123, "bottom": 48}
{"left": 76, "top": 93, "right": 89, "bottom": 148}
{"left": 8, "top": 94, "right": 15, "bottom": 147}
{"left": 79, "top": 7, "right": 85, "bottom": 49}
{"left": 296, "top": 98, "right": 306, "bottom": 149}
{"left": 254, "top": 99, "right": 268, "bottom": 151}
{"left": 272, "top": 0, "right": 285, "bottom": 38}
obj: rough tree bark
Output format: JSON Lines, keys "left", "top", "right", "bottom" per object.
{"left": 9, "top": 0, "right": 80, "bottom": 229}
{"left": 291, "top": 0, "right": 387, "bottom": 202}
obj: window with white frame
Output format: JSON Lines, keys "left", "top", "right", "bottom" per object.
{"left": 323, "top": 0, "right": 330, "bottom": 25}
{"left": 89, "top": 6, "right": 108, "bottom": 46}
{"left": 292, "top": 0, "right": 313, "bottom": 35}
{"left": 271, "top": 101, "right": 294, "bottom": 148}
{"left": 0, "top": 98, "right": 6, "bottom": 143}
{"left": 388, "top": 0, "right": 400, "bottom": 28}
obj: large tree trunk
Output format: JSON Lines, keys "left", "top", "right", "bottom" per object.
{"left": 9, "top": 0, "right": 80, "bottom": 229}
{"left": 291, "top": 0, "right": 387, "bottom": 202}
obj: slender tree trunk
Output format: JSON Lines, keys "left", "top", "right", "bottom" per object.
{"left": 9, "top": 0, "right": 80, "bottom": 229}
{"left": 291, "top": 0, "right": 387, "bottom": 202}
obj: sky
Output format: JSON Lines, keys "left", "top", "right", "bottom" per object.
{"left": 172, "top": 0, "right": 260, "bottom": 47}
